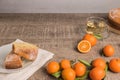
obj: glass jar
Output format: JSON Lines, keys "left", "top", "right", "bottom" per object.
{"left": 82, "top": 17, "right": 110, "bottom": 40}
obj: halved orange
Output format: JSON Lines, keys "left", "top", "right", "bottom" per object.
{"left": 77, "top": 40, "right": 91, "bottom": 53}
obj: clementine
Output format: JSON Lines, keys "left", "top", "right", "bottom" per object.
{"left": 92, "top": 58, "right": 106, "bottom": 69}
{"left": 109, "top": 58, "right": 120, "bottom": 73}
{"left": 60, "top": 59, "right": 71, "bottom": 69}
{"left": 89, "top": 67, "right": 105, "bottom": 80}
{"left": 77, "top": 40, "right": 91, "bottom": 53}
{"left": 103, "top": 45, "right": 114, "bottom": 57}
{"left": 46, "top": 61, "right": 60, "bottom": 74}
{"left": 73, "top": 62, "right": 86, "bottom": 77}
{"left": 83, "top": 34, "right": 97, "bottom": 46}
{"left": 62, "top": 68, "right": 76, "bottom": 80}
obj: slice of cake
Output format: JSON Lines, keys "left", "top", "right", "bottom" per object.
{"left": 12, "top": 42, "right": 38, "bottom": 61}
{"left": 5, "top": 51, "right": 22, "bottom": 69}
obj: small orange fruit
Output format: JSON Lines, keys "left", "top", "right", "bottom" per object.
{"left": 109, "top": 58, "right": 120, "bottom": 73}
{"left": 89, "top": 67, "right": 105, "bottom": 80}
{"left": 83, "top": 34, "right": 97, "bottom": 46}
{"left": 92, "top": 58, "right": 106, "bottom": 69}
{"left": 77, "top": 40, "right": 91, "bottom": 53}
{"left": 46, "top": 61, "right": 60, "bottom": 74}
{"left": 103, "top": 45, "right": 114, "bottom": 57}
{"left": 60, "top": 59, "right": 71, "bottom": 69}
{"left": 62, "top": 68, "right": 76, "bottom": 80}
{"left": 73, "top": 62, "right": 86, "bottom": 77}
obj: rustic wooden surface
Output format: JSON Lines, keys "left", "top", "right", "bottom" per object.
{"left": 0, "top": 13, "right": 120, "bottom": 80}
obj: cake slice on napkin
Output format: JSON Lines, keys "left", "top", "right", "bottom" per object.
{"left": 4, "top": 41, "right": 38, "bottom": 69}
{"left": 4, "top": 51, "right": 22, "bottom": 69}
{"left": 12, "top": 42, "right": 38, "bottom": 61}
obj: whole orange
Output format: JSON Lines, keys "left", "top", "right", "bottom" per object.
{"left": 83, "top": 34, "right": 97, "bottom": 46}
{"left": 103, "top": 45, "right": 114, "bottom": 57}
{"left": 60, "top": 59, "right": 71, "bottom": 69}
{"left": 46, "top": 61, "right": 60, "bottom": 74}
{"left": 89, "top": 67, "right": 105, "bottom": 80}
{"left": 73, "top": 62, "right": 86, "bottom": 77}
{"left": 92, "top": 58, "right": 106, "bottom": 69}
{"left": 109, "top": 58, "right": 120, "bottom": 73}
{"left": 62, "top": 68, "right": 76, "bottom": 80}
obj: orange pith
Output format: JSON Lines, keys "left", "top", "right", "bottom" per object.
{"left": 77, "top": 40, "right": 91, "bottom": 53}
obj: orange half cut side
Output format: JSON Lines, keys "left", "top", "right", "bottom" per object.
{"left": 77, "top": 40, "right": 91, "bottom": 53}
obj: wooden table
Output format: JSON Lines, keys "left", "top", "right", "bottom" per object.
{"left": 0, "top": 13, "right": 120, "bottom": 80}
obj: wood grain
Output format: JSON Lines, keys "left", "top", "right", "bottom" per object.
{"left": 0, "top": 13, "right": 120, "bottom": 80}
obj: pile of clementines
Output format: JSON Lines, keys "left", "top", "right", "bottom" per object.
{"left": 45, "top": 34, "right": 120, "bottom": 80}
{"left": 46, "top": 58, "right": 120, "bottom": 80}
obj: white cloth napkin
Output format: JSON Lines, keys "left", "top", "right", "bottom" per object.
{"left": 0, "top": 39, "right": 54, "bottom": 80}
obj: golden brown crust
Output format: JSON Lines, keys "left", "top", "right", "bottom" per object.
{"left": 12, "top": 42, "right": 38, "bottom": 61}
{"left": 109, "top": 8, "right": 120, "bottom": 25}
{"left": 5, "top": 51, "right": 22, "bottom": 69}
{"left": 4, "top": 42, "right": 38, "bottom": 69}
{"left": 108, "top": 8, "right": 120, "bottom": 30}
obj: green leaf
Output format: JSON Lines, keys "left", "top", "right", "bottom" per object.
{"left": 94, "top": 34, "right": 103, "bottom": 40}
{"left": 51, "top": 71, "right": 61, "bottom": 78}
{"left": 105, "top": 63, "right": 108, "bottom": 73}
{"left": 79, "top": 59, "right": 91, "bottom": 67}
{"left": 75, "top": 78, "right": 80, "bottom": 80}
{"left": 103, "top": 63, "right": 108, "bottom": 80}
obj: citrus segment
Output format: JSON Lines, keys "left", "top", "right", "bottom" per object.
{"left": 77, "top": 40, "right": 91, "bottom": 53}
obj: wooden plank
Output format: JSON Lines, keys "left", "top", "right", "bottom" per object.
{"left": 0, "top": 13, "right": 119, "bottom": 80}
